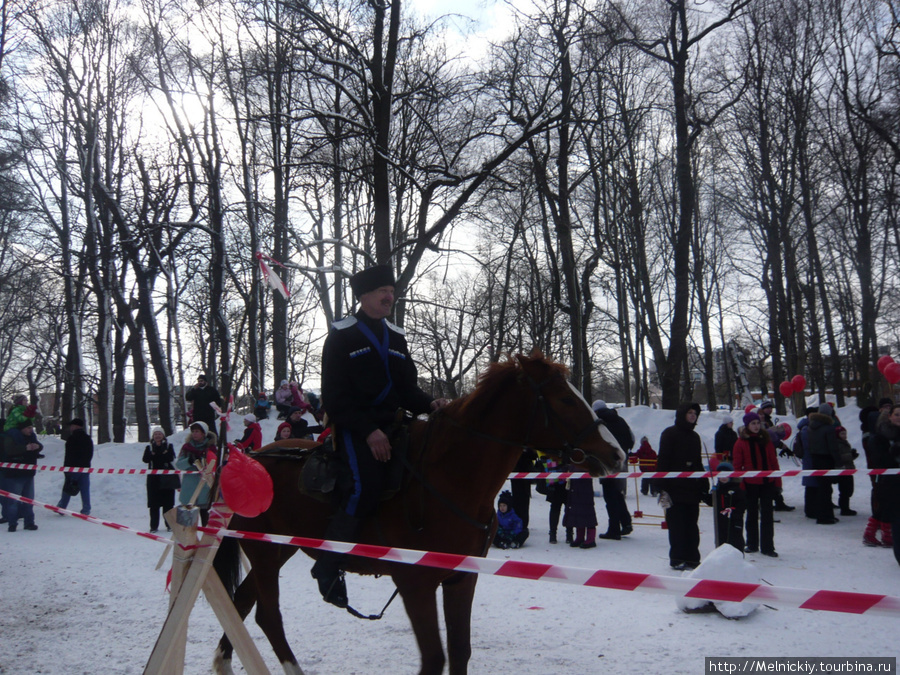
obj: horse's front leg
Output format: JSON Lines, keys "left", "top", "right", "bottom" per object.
{"left": 441, "top": 572, "right": 478, "bottom": 675}
{"left": 395, "top": 572, "right": 446, "bottom": 675}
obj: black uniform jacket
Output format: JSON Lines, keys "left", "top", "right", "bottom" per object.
{"left": 321, "top": 310, "right": 433, "bottom": 439}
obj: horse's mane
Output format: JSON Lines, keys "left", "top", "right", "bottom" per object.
{"left": 447, "top": 353, "right": 569, "bottom": 421}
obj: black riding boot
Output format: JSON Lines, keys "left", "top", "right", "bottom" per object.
{"left": 311, "top": 510, "right": 359, "bottom": 608}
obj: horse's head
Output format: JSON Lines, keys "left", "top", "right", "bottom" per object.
{"left": 449, "top": 352, "right": 626, "bottom": 475}
{"left": 509, "top": 353, "right": 625, "bottom": 476}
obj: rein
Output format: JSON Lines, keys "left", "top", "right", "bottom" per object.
{"left": 440, "top": 373, "right": 605, "bottom": 469}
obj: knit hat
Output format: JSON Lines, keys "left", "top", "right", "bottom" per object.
{"left": 716, "top": 461, "right": 734, "bottom": 472}
{"left": 722, "top": 415, "right": 733, "bottom": 426}
{"left": 592, "top": 400, "right": 607, "bottom": 412}
{"left": 758, "top": 399, "right": 774, "bottom": 411}
{"left": 151, "top": 426, "right": 165, "bottom": 437}
{"left": 198, "top": 374, "right": 208, "bottom": 382}
{"left": 189, "top": 421, "right": 209, "bottom": 435}
{"left": 17, "top": 419, "right": 34, "bottom": 430}
{"left": 818, "top": 403, "right": 834, "bottom": 416}
{"left": 498, "top": 490, "right": 514, "bottom": 508}
{"left": 244, "top": 413, "right": 256, "bottom": 424}
{"left": 277, "top": 421, "right": 292, "bottom": 436}
{"left": 743, "top": 411, "right": 761, "bottom": 426}
{"left": 879, "top": 397, "right": 894, "bottom": 408}
{"left": 13, "top": 394, "right": 27, "bottom": 406}
{"left": 67, "top": 418, "right": 85, "bottom": 427}
{"left": 280, "top": 379, "right": 289, "bottom": 386}
{"left": 349, "top": 265, "right": 395, "bottom": 297}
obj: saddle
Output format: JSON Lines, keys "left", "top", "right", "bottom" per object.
{"left": 297, "top": 423, "right": 410, "bottom": 505}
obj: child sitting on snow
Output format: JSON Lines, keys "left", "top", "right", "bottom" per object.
{"left": 494, "top": 490, "right": 527, "bottom": 549}
{"left": 713, "top": 461, "right": 746, "bottom": 552}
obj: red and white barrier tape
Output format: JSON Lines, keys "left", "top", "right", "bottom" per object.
{"left": 0, "top": 488, "right": 203, "bottom": 550}
{"left": 195, "top": 524, "right": 900, "bottom": 616}
{"left": 3, "top": 462, "right": 899, "bottom": 480}
{"left": 2, "top": 489, "right": 897, "bottom": 616}
{"left": 0, "top": 463, "right": 182, "bottom": 474}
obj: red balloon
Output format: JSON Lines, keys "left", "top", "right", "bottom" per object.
{"left": 220, "top": 446, "right": 274, "bottom": 517}
{"left": 779, "top": 381, "right": 794, "bottom": 397}
{"left": 780, "top": 423, "right": 791, "bottom": 440}
{"left": 878, "top": 355, "right": 895, "bottom": 374}
{"left": 885, "top": 362, "right": 900, "bottom": 385}
{"left": 791, "top": 374, "right": 807, "bottom": 393}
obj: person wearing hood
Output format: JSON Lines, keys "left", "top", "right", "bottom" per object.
{"left": 732, "top": 412, "right": 780, "bottom": 556}
{"left": 714, "top": 416, "right": 738, "bottom": 461}
{"left": 592, "top": 400, "right": 634, "bottom": 540}
{"left": 494, "top": 491, "right": 527, "bottom": 549}
{"left": 175, "top": 421, "right": 217, "bottom": 525}
{"left": 234, "top": 414, "right": 263, "bottom": 452}
{"left": 807, "top": 403, "right": 842, "bottom": 524}
{"left": 655, "top": 403, "right": 710, "bottom": 570}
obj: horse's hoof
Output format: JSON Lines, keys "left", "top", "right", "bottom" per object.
{"left": 212, "top": 647, "right": 234, "bottom": 674}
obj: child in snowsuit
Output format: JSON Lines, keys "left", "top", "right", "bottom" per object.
{"left": 535, "top": 456, "right": 570, "bottom": 544}
{"left": 713, "top": 461, "right": 746, "bottom": 551}
{"left": 253, "top": 392, "right": 271, "bottom": 421}
{"left": 494, "top": 490, "right": 527, "bottom": 549}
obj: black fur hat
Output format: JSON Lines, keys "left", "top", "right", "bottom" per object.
{"left": 498, "top": 490, "right": 514, "bottom": 508}
{"left": 349, "top": 265, "right": 395, "bottom": 297}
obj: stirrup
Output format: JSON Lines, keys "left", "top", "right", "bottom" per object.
{"left": 311, "top": 567, "right": 348, "bottom": 608}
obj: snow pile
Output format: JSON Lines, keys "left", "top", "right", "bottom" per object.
{"left": 676, "top": 544, "right": 761, "bottom": 618}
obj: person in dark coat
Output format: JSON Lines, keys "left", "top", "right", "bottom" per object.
{"left": 732, "top": 412, "right": 780, "bottom": 556}
{"left": 712, "top": 461, "right": 746, "bottom": 551}
{"left": 143, "top": 427, "right": 177, "bottom": 533}
{"left": 510, "top": 449, "right": 536, "bottom": 531}
{"left": 592, "top": 401, "right": 634, "bottom": 540}
{"left": 714, "top": 417, "right": 738, "bottom": 461}
{"left": 861, "top": 398, "right": 893, "bottom": 546}
{"left": 56, "top": 418, "right": 94, "bottom": 516}
{"left": 563, "top": 472, "right": 598, "bottom": 548}
{"left": 655, "top": 402, "right": 710, "bottom": 570}
{"left": 184, "top": 374, "right": 223, "bottom": 428}
{"left": 314, "top": 264, "right": 450, "bottom": 607}
{"left": 869, "top": 405, "right": 900, "bottom": 561}
{"left": 807, "top": 403, "right": 842, "bottom": 524}
{"left": 3, "top": 421, "right": 42, "bottom": 531}
{"left": 536, "top": 455, "right": 570, "bottom": 544}
{"left": 286, "top": 406, "right": 324, "bottom": 440}
{"left": 794, "top": 409, "right": 818, "bottom": 519}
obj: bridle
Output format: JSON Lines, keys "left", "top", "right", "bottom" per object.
{"left": 439, "top": 370, "right": 608, "bottom": 471}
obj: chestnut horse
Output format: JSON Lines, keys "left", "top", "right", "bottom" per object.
{"left": 212, "top": 353, "right": 624, "bottom": 675}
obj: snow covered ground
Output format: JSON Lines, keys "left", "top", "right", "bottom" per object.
{"left": 1, "top": 405, "right": 898, "bottom": 674}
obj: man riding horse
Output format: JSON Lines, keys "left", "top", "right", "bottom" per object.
{"left": 313, "top": 264, "right": 450, "bottom": 607}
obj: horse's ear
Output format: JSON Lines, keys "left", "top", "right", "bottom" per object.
{"left": 529, "top": 348, "right": 545, "bottom": 360}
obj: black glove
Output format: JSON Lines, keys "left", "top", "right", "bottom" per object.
{"left": 779, "top": 448, "right": 793, "bottom": 458}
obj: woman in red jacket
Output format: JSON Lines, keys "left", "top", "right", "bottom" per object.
{"left": 732, "top": 411, "right": 781, "bottom": 557}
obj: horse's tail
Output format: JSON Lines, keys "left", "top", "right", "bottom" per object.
{"left": 213, "top": 535, "right": 242, "bottom": 600}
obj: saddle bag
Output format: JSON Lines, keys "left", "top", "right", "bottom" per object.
{"left": 300, "top": 437, "right": 340, "bottom": 501}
